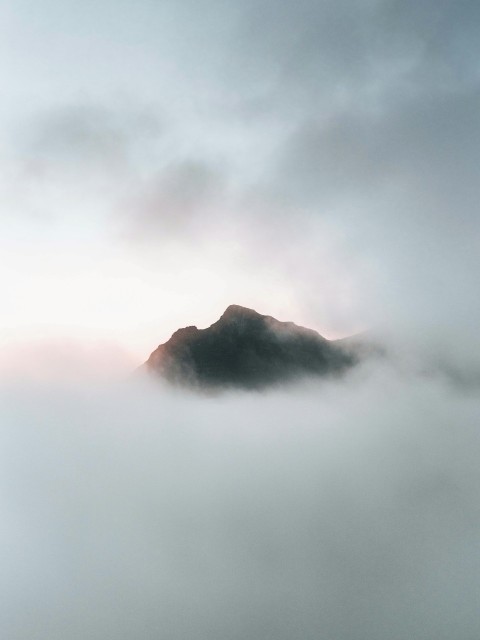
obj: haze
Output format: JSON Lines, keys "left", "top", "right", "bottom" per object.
{"left": 1, "top": 0, "right": 478, "bottom": 367}
{"left": 1, "top": 1, "right": 480, "bottom": 638}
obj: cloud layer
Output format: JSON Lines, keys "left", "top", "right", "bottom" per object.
{"left": 1, "top": 361, "right": 480, "bottom": 639}
{"left": 2, "top": 0, "right": 479, "bottom": 357}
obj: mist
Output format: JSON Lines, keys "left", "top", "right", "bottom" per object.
{"left": 2, "top": 0, "right": 480, "bottom": 636}
{"left": 1, "top": 356, "right": 479, "bottom": 640}
{"left": 2, "top": 0, "right": 480, "bottom": 359}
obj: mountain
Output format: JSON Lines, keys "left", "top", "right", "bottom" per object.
{"left": 144, "top": 304, "right": 359, "bottom": 390}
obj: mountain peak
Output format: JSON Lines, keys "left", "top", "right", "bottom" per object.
{"left": 145, "top": 305, "right": 358, "bottom": 390}
{"left": 220, "top": 304, "right": 262, "bottom": 321}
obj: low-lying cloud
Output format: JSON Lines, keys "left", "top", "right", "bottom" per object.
{"left": 1, "top": 357, "right": 479, "bottom": 639}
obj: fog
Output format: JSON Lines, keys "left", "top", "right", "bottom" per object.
{"left": 1, "top": 357, "right": 480, "bottom": 639}
{"left": 2, "top": 0, "right": 480, "bottom": 636}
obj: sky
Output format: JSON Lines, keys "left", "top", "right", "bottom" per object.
{"left": 1, "top": 0, "right": 479, "bottom": 372}
{"left": 2, "top": 3, "right": 480, "bottom": 638}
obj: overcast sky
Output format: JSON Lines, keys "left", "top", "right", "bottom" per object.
{"left": 2, "top": 4, "right": 480, "bottom": 638}
{"left": 1, "top": 0, "right": 479, "bottom": 369}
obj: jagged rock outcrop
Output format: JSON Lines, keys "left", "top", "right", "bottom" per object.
{"left": 144, "top": 304, "right": 358, "bottom": 390}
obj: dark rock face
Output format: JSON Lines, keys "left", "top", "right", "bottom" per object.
{"left": 145, "top": 305, "right": 357, "bottom": 390}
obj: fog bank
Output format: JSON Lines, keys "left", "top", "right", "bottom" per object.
{"left": 1, "top": 361, "right": 479, "bottom": 639}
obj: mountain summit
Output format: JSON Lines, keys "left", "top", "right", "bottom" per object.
{"left": 144, "top": 305, "right": 357, "bottom": 390}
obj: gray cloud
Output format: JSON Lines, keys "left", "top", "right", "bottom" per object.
{"left": 209, "top": 0, "right": 480, "bottom": 356}
{"left": 122, "top": 159, "right": 229, "bottom": 241}
{"left": 2, "top": 0, "right": 480, "bottom": 373}
{"left": 1, "top": 364, "right": 480, "bottom": 639}
{"left": 19, "top": 104, "right": 162, "bottom": 186}
{"left": 0, "top": 103, "right": 164, "bottom": 223}
{"left": 221, "top": 0, "right": 480, "bottom": 109}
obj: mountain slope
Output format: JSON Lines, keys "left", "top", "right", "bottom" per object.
{"left": 144, "top": 305, "right": 358, "bottom": 390}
